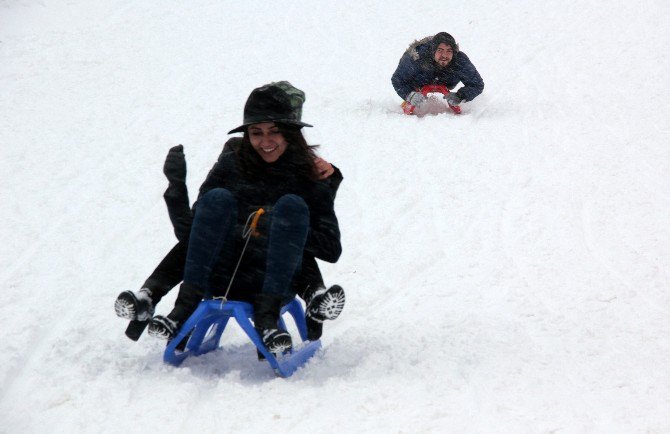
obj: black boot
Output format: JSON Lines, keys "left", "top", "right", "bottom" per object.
{"left": 115, "top": 288, "right": 155, "bottom": 321}
{"left": 147, "top": 315, "right": 178, "bottom": 340}
{"left": 304, "top": 285, "right": 345, "bottom": 341}
{"left": 120, "top": 283, "right": 168, "bottom": 341}
{"left": 302, "top": 285, "right": 323, "bottom": 340}
{"left": 147, "top": 283, "right": 203, "bottom": 340}
{"left": 254, "top": 293, "right": 292, "bottom": 356}
{"left": 306, "top": 285, "right": 345, "bottom": 322}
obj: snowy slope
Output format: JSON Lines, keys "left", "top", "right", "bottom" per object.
{"left": 1, "top": 1, "right": 669, "bottom": 432}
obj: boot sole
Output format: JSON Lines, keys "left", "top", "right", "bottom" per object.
{"left": 148, "top": 316, "right": 176, "bottom": 340}
{"left": 115, "top": 291, "right": 154, "bottom": 321}
{"left": 114, "top": 292, "right": 137, "bottom": 320}
{"left": 260, "top": 329, "right": 293, "bottom": 356}
{"left": 309, "top": 285, "right": 345, "bottom": 321}
{"left": 267, "top": 334, "right": 293, "bottom": 356}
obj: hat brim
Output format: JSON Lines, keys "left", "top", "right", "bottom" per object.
{"left": 228, "top": 119, "right": 313, "bottom": 134}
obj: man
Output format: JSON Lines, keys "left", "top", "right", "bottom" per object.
{"left": 392, "top": 32, "right": 484, "bottom": 110}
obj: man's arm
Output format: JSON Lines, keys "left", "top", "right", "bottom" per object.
{"left": 392, "top": 54, "right": 420, "bottom": 100}
{"left": 454, "top": 52, "right": 484, "bottom": 102}
{"left": 194, "top": 138, "right": 240, "bottom": 202}
{"left": 163, "top": 139, "right": 239, "bottom": 241}
{"left": 162, "top": 145, "right": 192, "bottom": 241}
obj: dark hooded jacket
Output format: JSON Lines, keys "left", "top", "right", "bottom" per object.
{"left": 391, "top": 34, "right": 484, "bottom": 102}
{"left": 145, "top": 137, "right": 342, "bottom": 303}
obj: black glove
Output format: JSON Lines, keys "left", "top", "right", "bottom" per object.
{"left": 163, "top": 145, "right": 186, "bottom": 184}
{"left": 407, "top": 91, "right": 427, "bottom": 107}
{"left": 445, "top": 93, "right": 463, "bottom": 106}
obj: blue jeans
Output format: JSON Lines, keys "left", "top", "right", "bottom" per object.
{"left": 183, "top": 188, "right": 310, "bottom": 300}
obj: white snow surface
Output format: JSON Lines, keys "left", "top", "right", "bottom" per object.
{"left": 1, "top": 1, "right": 669, "bottom": 432}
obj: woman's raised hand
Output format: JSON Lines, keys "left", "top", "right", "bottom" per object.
{"left": 314, "top": 157, "right": 334, "bottom": 180}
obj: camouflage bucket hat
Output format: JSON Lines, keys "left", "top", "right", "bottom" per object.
{"left": 228, "top": 81, "right": 313, "bottom": 134}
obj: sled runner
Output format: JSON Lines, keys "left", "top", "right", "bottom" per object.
{"left": 163, "top": 297, "right": 321, "bottom": 377}
{"left": 402, "top": 84, "right": 462, "bottom": 115}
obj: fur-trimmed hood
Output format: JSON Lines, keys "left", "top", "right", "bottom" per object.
{"left": 403, "top": 32, "right": 460, "bottom": 72}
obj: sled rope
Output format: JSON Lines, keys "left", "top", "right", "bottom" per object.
{"left": 217, "top": 208, "right": 265, "bottom": 307}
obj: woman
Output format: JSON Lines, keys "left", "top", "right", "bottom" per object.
{"left": 145, "top": 82, "right": 343, "bottom": 355}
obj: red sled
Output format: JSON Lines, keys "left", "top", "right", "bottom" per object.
{"left": 402, "top": 84, "right": 462, "bottom": 115}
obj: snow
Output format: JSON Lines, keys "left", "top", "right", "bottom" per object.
{"left": 1, "top": 0, "right": 669, "bottom": 432}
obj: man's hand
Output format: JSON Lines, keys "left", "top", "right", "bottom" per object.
{"left": 314, "top": 157, "right": 334, "bottom": 180}
{"left": 445, "top": 93, "right": 463, "bottom": 106}
{"left": 406, "top": 91, "right": 427, "bottom": 107}
{"left": 163, "top": 144, "right": 186, "bottom": 184}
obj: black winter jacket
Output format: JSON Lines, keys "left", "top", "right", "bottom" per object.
{"left": 145, "top": 138, "right": 342, "bottom": 302}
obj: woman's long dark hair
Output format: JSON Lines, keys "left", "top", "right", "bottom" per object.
{"left": 237, "top": 123, "right": 320, "bottom": 181}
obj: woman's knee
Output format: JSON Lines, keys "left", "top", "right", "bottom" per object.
{"left": 199, "top": 188, "right": 236, "bottom": 209}
{"left": 275, "top": 194, "right": 309, "bottom": 218}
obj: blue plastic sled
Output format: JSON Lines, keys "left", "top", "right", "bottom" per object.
{"left": 163, "top": 298, "right": 321, "bottom": 377}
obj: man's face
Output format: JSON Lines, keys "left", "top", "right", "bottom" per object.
{"left": 434, "top": 43, "right": 454, "bottom": 67}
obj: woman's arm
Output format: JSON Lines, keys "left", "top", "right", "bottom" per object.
{"left": 304, "top": 181, "right": 342, "bottom": 263}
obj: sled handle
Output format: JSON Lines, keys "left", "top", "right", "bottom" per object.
{"left": 419, "top": 84, "right": 449, "bottom": 96}
{"left": 403, "top": 85, "right": 461, "bottom": 114}
{"left": 249, "top": 208, "right": 265, "bottom": 237}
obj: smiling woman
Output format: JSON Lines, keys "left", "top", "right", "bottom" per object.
{"left": 115, "top": 81, "right": 346, "bottom": 356}
{"left": 248, "top": 123, "right": 288, "bottom": 163}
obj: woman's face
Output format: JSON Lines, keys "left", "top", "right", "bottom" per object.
{"left": 248, "top": 122, "right": 288, "bottom": 163}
